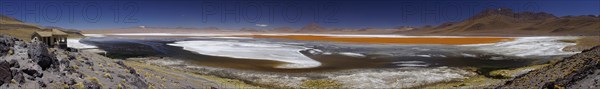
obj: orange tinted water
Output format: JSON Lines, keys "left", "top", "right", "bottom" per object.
{"left": 242, "top": 35, "right": 513, "bottom": 45}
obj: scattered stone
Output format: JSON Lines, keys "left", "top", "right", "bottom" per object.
{"left": 37, "top": 81, "right": 46, "bottom": 87}
{"left": 0, "top": 35, "right": 18, "bottom": 57}
{"left": 10, "top": 69, "right": 24, "bottom": 83}
{"left": 116, "top": 61, "right": 138, "bottom": 76}
{"left": 128, "top": 76, "right": 149, "bottom": 89}
{"left": 84, "top": 79, "right": 102, "bottom": 89}
{"left": 8, "top": 59, "right": 18, "bottom": 68}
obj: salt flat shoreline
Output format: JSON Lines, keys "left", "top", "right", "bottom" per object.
{"left": 56, "top": 33, "right": 600, "bottom": 88}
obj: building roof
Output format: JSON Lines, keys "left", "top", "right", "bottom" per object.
{"left": 51, "top": 29, "right": 68, "bottom": 35}
{"left": 33, "top": 29, "right": 68, "bottom": 37}
{"left": 34, "top": 31, "right": 53, "bottom": 37}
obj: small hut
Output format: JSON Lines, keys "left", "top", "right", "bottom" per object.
{"left": 31, "top": 29, "right": 68, "bottom": 48}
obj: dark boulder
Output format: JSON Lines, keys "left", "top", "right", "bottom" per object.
{"left": 66, "top": 48, "right": 79, "bottom": 52}
{"left": 22, "top": 68, "right": 42, "bottom": 78}
{"left": 27, "top": 41, "right": 59, "bottom": 70}
{"left": 0, "top": 61, "right": 12, "bottom": 85}
{"left": 0, "top": 61, "right": 12, "bottom": 84}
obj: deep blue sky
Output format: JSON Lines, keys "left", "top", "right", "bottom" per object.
{"left": 0, "top": 0, "right": 598, "bottom": 30}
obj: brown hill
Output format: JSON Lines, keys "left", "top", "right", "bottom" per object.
{"left": 269, "top": 27, "right": 296, "bottom": 32}
{"left": 0, "top": 14, "right": 83, "bottom": 41}
{"left": 239, "top": 27, "right": 263, "bottom": 32}
{"left": 297, "top": 22, "right": 326, "bottom": 32}
{"left": 403, "top": 8, "right": 600, "bottom": 36}
{"left": 0, "top": 14, "right": 41, "bottom": 30}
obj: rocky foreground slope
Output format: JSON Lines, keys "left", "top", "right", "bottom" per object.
{"left": 0, "top": 35, "right": 251, "bottom": 89}
{"left": 0, "top": 34, "right": 149, "bottom": 89}
{"left": 497, "top": 46, "right": 600, "bottom": 88}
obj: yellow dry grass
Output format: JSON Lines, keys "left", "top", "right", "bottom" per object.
{"left": 575, "top": 36, "right": 600, "bottom": 47}
{"left": 300, "top": 79, "right": 342, "bottom": 89}
{"left": 123, "top": 61, "right": 262, "bottom": 89}
{"left": 0, "top": 29, "right": 37, "bottom": 41}
{"left": 418, "top": 75, "right": 505, "bottom": 89}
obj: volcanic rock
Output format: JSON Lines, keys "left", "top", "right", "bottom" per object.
{"left": 27, "top": 41, "right": 59, "bottom": 70}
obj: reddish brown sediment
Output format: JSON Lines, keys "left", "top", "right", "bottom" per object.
{"left": 241, "top": 35, "right": 513, "bottom": 45}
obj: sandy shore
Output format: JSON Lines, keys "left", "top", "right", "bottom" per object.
{"left": 563, "top": 36, "right": 600, "bottom": 52}
{"left": 130, "top": 57, "right": 475, "bottom": 89}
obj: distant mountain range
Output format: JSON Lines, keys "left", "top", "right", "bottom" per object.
{"left": 262, "top": 8, "right": 598, "bottom": 35}
{"left": 401, "top": 8, "right": 600, "bottom": 36}
{"left": 2, "top": 7, "right": 599, "bottom": 36}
